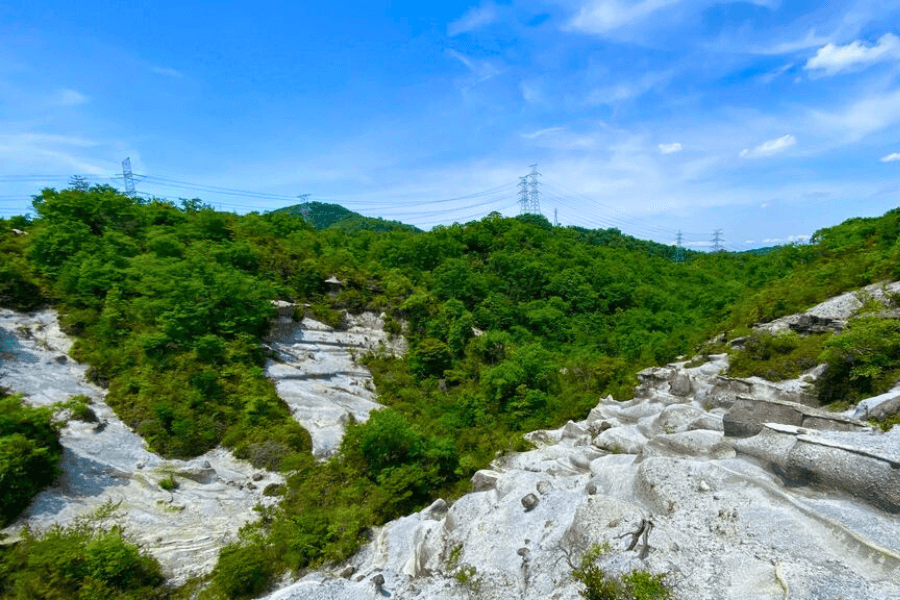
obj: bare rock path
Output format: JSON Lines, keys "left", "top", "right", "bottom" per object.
{"left": 264, "top": 304, "right": 406, "bottom": 459}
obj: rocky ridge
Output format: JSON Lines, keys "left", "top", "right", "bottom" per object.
{"left": 263, "top": 295, "right": 900, "bottom": 600}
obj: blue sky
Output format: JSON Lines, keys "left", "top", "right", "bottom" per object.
{"left": 1, "top": 1, "right": 899, "bottom": 249}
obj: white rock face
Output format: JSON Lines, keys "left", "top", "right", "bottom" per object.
{"left": 264, "top": 308, "right": 406, "bottom": 459}
{"left": 757, "top": 280, "right": 900, "bottom": 334}
{"left": 263, "top": 355, "right": 900, "bottom": 600}
{"left": 0, "top": 309, "right": 284, "bottom": 585}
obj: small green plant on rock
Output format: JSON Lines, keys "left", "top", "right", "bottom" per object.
{"left": 571, "top": 544, "right": 672, "bottom": 600}
{"left": 159, "top": 474, "right": 178, "bottom": 491}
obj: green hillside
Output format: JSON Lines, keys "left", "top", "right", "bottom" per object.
{"left": 1, "top": 185, "right": 899, "bottom": 599}
{"left": 273, "top": 200, "right": 419, "bottom": 233}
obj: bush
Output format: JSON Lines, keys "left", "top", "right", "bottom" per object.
{"left": 0, "top": 525, "right": 167, "bottom": 599}
{"left": 210, "top": 542, "right": 273, "bottom": 599}
{"left": 728, "top": 332, "right": 828, "bottom": 381}
{"left": 572, "top": 545, "right": 671, "bottom": 600}
{"left": 0, "top": 395, "right": 62, "bottom": 526}
{"left": 817, "top": 317, "right": 900, "bottom": 405}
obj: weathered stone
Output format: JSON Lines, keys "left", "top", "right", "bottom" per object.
{"left": 521, "top": 493, "right": 539, "bottom": 511}
{"left": 687, "top": 413, "right": 724, "bottom": 432}
{"left": 561, "top": 420, "right": 588, "bottom": 439}
{"left": 787, "top": 435, "right": 900, "bottom": 513}
{"left": 587, "top": 420, "right": 614, "bottom": 436}
{"left": 644, "top": 430, "right": 735, "bottom": 459}
{"left": 724, "top": 397, "right": 804, "bottom": 437}
{"left": 421, "top": 498, "right": 448, "bottom": 520}
{"left": 701, "top": 376, "right": 753, "bottom": 410}
{"left": 655, "top": 404, "right": 704, "bottom": 434}
{"left": 724, "top": 396, "right": 867, "bottom": 438}
{"left": 471, "top": 470, "right": 501, "bottom": 492}
{"left": 339, "top": 565, "right": 356, "bottom": 579}
{"left": 592, "top": 426, "right": 647, "bottom": 454}
{"left": 669, "top": 372, "right": 693, "bottom": 397}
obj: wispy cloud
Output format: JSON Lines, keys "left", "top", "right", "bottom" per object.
{"left": 521, "top": 126, "right": 566, "bottom": 139}
{"left": 754, "top": 29, "right": 833, "bottom": 55}
{"left": 150, "top": 65, "right": 186, "bottom": 79}
{"left": 805, "top": 33, "right": 900, "bottom": 75}
{"left": 658, "top": 142, "right": 682, "bottom": 154}
{"left": 448, "top": 2, "right": 498, "bottom": 37}
{"left": 881, "top": 152, "right": 900, "bottom": 162}
{"left": 52, "top": 88, "right": 88, "bottom": 106}
{"left": 0, "top": 132, "right": 115, "bottom": 175}
{"left": 815, "top": 88, "right": 900, "bottom": 142}
{"left": 566, "top": 0, "right": 683, "bottom": 35}
{"left": 740, "top": 134, "right": 797, "bottom": 158}
{"left": 445, "top": 49, "right": 500, "bottom": 82}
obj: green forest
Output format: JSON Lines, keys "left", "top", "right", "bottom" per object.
{"left": 1, "top": 185, "right": 899, "bottom": 599}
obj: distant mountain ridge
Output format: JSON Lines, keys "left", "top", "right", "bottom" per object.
{"left": 272, "top": 201, "right": 420, "bottom": 233}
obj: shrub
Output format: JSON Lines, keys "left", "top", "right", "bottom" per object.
{"left": 0, "top": 395, "right": 62, "bottom": 526}
{"left": 0, "top": 525, "right": 167, "bottom": 599}
{"left": 817, "top": 317, "right": 900, "bottom": 405}
{"left": 210, "top": 542, "right": 273, "bottom": 599}
{"left": 571, "top": 544, "right": 672, "bottom": 600}
{"left": 728, "top": 331, "right": 828, "bottom": 381}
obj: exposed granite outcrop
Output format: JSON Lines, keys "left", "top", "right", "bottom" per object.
{"left": 0, "top": 309, "right": 283, "bottom": 585}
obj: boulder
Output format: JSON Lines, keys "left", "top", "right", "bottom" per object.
{"left": 669, "top": 372, "right": 693, "bottom": 397}
{"left": 687, "top": 413, "right": 724, "bottom": 432}
{"left": 520, "top": 493, "right": 539, "bottom": 511}
{"left": 592, "top": 426, "right": 647, "bottom": 454}
{"left": 655, "top": 404, "right": 704, "bottom": 434}
{"left": 471, "top": 470, "right": 501, "bottom": 492}
{"left": 724, "top": 396, "right": 867, "bottom": 438}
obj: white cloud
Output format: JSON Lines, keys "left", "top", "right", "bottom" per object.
{"left": 740, "top": 134, "right": 797, "bottom": 158}
{"left": 53, "top": 89, "right": 88, "bottom": 106}
{"left": 814, "top": 88, "right": 900, "bottom": 142}
{"left": 448, "top": 3, "right": 498, "bottom": 37}
{"left": 521, "top": 127, "right": 566, "bottom": 139}
{"left": 150, "top": 66, "right": 185, "bottom": 79}
{"left": 658, "top": 142, "right": 682, "bottom": 154}
{"left": 758, "top": 63, "right": 794, "bottom": 84}
{"left": 754, "top": 29, "right": 832, "bottom": 56}
{"left": 566, "top": 0, "right": 683, "bottom": 35}
{"left": 880, "top": 152, "right": 900, "bottom": 162}
{"left": 445, "top": 49, "right": 500, "bottom": 82}
{"left": 805, "top": 33, "right": 900, "bottom": 75}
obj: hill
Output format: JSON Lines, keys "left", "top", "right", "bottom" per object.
{"left": 272, "top": 200, "right": 420, "bottom": 233}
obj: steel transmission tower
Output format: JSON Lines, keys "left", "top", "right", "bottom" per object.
{"left": 518, "top": 165, "right": 542, "bottom": 215}
{"left": 121, "top": 157, "right": 136, "bottom": 197}
{"left": 527, "top": 164, "right": 541, "bottom": 214}
{"left": 518, "top": 176, "right": 529, "bottom": 214}
{"left": 712, "top": 229, "right": 724, "bottom": 252}
{"left": 675, "top": 230, "right": 684, "bottom": 263}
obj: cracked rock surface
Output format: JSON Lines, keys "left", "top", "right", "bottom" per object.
{"left": 264, "top": 305, "right": 406, "bottom": 459}
{"left": 264, "top": 356, "right": 900, "bottom": 600}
